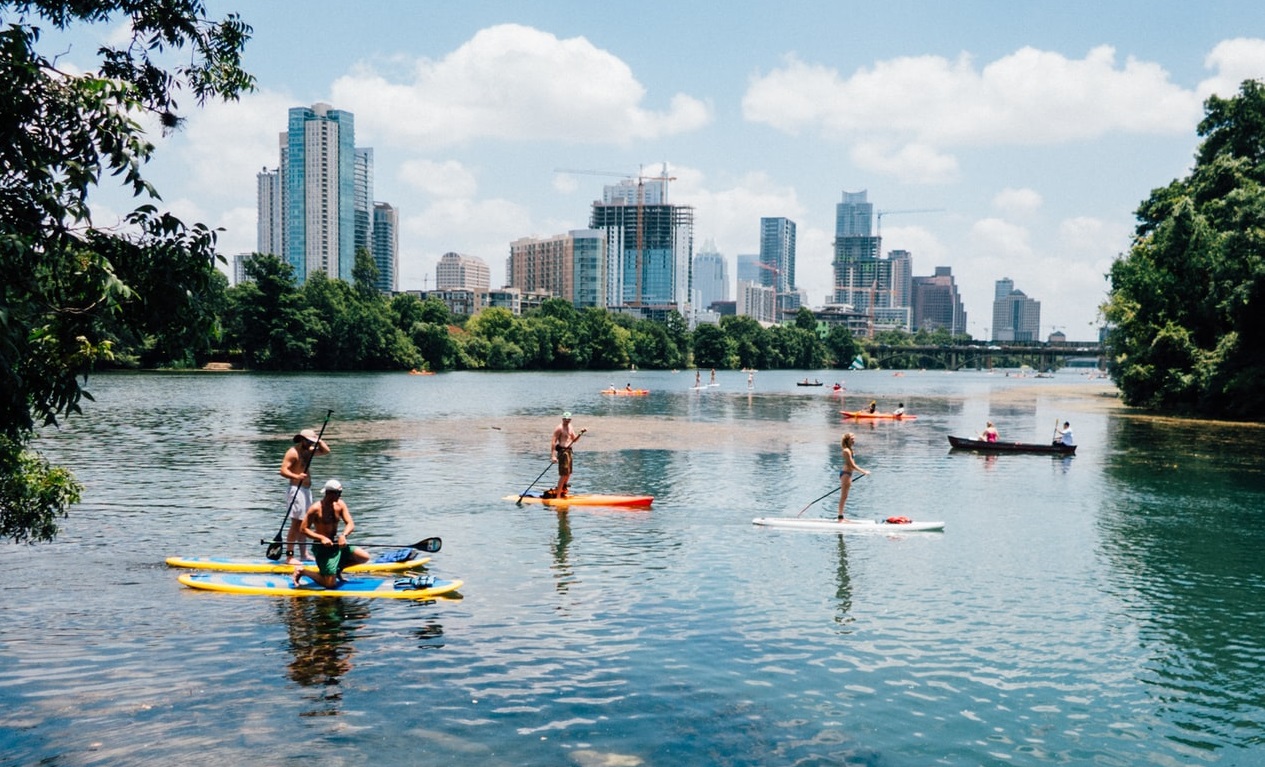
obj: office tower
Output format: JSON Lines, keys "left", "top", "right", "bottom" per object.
{"left": 736, "top": 279, "right": 777, "bottom": 324}
{"left": 256, "top": 167, "right": 282, "bottom": 257}
{"left": 910, "top": 266, "right": 967, "bottom": 335}
{"left": 992, "top": 278, "right": 1041, "bottom": 341}
{"left": 759, "top": 217, "right": 796, "bottom": 296}
{"left": 283, "top": 102, "right": 356, "bottom": 282}
{"left": 372, "top": 202, "right": 398, "bottom": 293}
{"left": 436, "top": 252, "right": 491, "bottom": 291}
{"left": 589, "top": 173, "right": 694, "bottom": 314}
{"left": 832, "top": 190, "right": 890, "bottom": 312}
{"left": 692, "top": 240, "right": 729, "bottom": 309}
{"left": 355, "top": 148, "right": 374, "bottom": 259}
{"left": 507, "top": 230, "right": 607, "bottom": 308}
{"left": 888, "top": 249, "right": 913, "bottom": 310}
{"left": 735, "top": 253, "right": 761, "bottom": 285}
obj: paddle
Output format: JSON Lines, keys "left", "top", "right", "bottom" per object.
{"left": 795, "top": 474, "right": 865, "bottom": 517}
{"left": 516, "top": 463, "right": 554, "bottom": 506}
{"left": 261, "top": 536, "right": 442, "bottom": 553}
{"left": 265, "top": 409, "right": 333, "bottom": 561}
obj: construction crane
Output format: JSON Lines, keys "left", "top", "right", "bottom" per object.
{"left": 876, "top": 208, "right": 945, "bottom": 239}
{"left": 553, "top": 166, "right": 676, "bottom": 306}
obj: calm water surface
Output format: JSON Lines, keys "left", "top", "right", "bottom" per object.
{"left": 2, "top": 369, "right": 1264, "bottom": 766}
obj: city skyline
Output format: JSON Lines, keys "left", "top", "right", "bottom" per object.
{"left": 44, "top": 2, "right": 1265, "bottom": 339}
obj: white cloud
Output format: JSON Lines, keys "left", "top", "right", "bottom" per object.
{"left": 398, "top": 159, "right": 479, "bottom": 198}
{"left": 971, "top": 218, "right": 1034, "bottom": 260}
{"left": 173, "top": 88, "right": 297, "bottom": 199}
{"left": 1198, "top": 38, "right": 1265, "bottom": 99}
{"left": 743, "top": 46, "right": 1204, "bottom": 182}
{"left": 397, "top": 197, "right": 533, "bottom": 290}
{"left": 330, "top": 23, "right": 711, "bottom": 149}
{"left": 993, "top": 188, "right": 1043, "bottom": 217}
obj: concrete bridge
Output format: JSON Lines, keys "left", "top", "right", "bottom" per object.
{"left": 862, "top": 342, "right": 1105, "bottom": 371}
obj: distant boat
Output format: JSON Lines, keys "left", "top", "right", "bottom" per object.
{"left": 796, "top": 379, "right": 823, "bottom": 387}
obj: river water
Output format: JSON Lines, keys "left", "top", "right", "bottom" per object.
{"left": 2, "top": 369, "right": 1263, "bottom": 766}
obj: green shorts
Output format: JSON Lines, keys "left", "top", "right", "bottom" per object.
{"left": 313, "top": 543, "right": 349, "bottom": 576}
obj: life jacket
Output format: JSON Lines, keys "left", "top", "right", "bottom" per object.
{"left": 885, "top": 516, "right": 912, "bottom": 525}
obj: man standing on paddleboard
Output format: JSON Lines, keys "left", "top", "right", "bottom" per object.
{"left": 292, "top": 479, "right": 370, "bottom": 588}
{"left": 280, "top": 428, "right": 331, "bottom": 565}
{"left": 547, "top": 412, "right": 586, "bottom": 499}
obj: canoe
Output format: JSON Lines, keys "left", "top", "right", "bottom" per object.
{"left": 601, "top": 389, "right": 650, "bottom": 396}
{"left": 505, "top": 493, "right": 654, "bottom": 508}
{"left": 796, "top": 381, "right": 824, "bottom": 386}
{"left": 840, "top": 411, "right": 918, "bottom": 420}
{"left": 948, "top": 435, "right": 1076, "bottom": 454}
{"left": 165, "top": 552, "right": 429, "bottom": 574}
{"left": 753, "top": 517, "right": 944, "bottom": 533}
{"left": 178, "top": 572, "right": 463, "bottom": 599}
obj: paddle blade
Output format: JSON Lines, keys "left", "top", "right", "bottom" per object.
{"left": 265, "top": 537, "right": 284, "bottom": 561}
{"left": 417, "top": 536, "right": 442, "bottom": 553}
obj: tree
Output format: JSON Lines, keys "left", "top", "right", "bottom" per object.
{"left": 1103, "top": 79, "right": 1265, "bottom": 418}
{"left": 1, "top": 1, "right": 255, "bottom": 541}
{"left": 826, "top": 326, "right": 860, "bottom": 368}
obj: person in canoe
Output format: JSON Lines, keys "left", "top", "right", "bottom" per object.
{"left": 981, "top": 421, "right": 999, "bottom": 442}
{"left": 837, "top": 432, "right": 870, "bottom": 521}
{"left": 292, "top": 479, "right": 370, "bottom": 588}
{"left": 892, "top": 402, "right": 906, "bottom": 416}
{"left": 1054, "top": 421, "right": 1075, "bottom": 446}
{"left": 545, "top": 412, "right": 586, "bottom": 499}
{"left": 280, "top": 427, "right": 331, "bottom": 565}
{"left": 866, "top": 400, "right": 878, "bottom": 414}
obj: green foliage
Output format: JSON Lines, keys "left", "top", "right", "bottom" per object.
{"left": 825, "top": 326, "right": 860, "bottom": 368}
{"left": 692, "top": 323, "right": 737, "bottom": 368}
{"left": 0, "top": 0, "right": 254, "bottom": 541}
{"left": 1104, "top": 79, "right": 1265, "bottom": 418}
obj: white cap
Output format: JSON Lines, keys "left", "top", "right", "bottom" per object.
{"left": 323, "top": 479, "right": 343, "bottom": 494}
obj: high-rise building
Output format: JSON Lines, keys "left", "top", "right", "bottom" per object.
{"left": 992, "top": 278, "right": 1041, "bottom": 341}
{"left": 256, "top": 167, "right": 282, "bottom": 257}
{"left": 589, "top": 174, "right": 694, "bottom": 315}
{"left": 506, "top": 230, "right": 607, "bottom": 308}
{"left": 692, "top": 240, "right": 729, "bottom": 310}
{"left": 758, "top": 217, "right": 796, "bottom": 295}
{"left": 910, "top": 266, "right": 967, "bottom": 335}
{"left": 283, "top": 102, "right": 356, "bottom": 282}
{"left": 371, "top": 202, "right": 398, "bottom": 293}
{"left": 736, "top": 280, "right": 778, "bottom": 324}
{"left": 354, "top": 148, "right": 374, "bottom": 259}
{"left": 735, "top": 253, "right": 761, "bottom": 285}
{"left": 832, "top": 190, "right": 898, "bottom": 329}
{"left": 888, "top": 249, "right": 913, "bottom": 310}
{"left": 436, "top": 252, "right": 491, "bottom": 291}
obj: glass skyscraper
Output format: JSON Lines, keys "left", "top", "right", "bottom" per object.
{"left": 284, "top": 103, "right": 356, "bottom": 282}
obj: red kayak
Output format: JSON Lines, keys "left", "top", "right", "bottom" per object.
{"left": 504, "top": 493, "right": 654, "bottom": 508}
{"left": 840, "top": 410, "right": 918, "bottom": 420}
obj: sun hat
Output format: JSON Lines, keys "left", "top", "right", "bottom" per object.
{"left": 562, "top": 411, "right": 572, "bottom": 419}
{"left": 294, "top": 428, "right": 320, "bottom": 443}
{"left": 323, "top": 479, "right": 343, "bottom": 493}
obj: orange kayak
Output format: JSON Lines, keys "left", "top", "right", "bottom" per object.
{"left": 504, "top": 493, "right": 654, "bottom": 508}
{"left": 601, "top": 389, "right": 649, "bottom": 396}
{"left": 840, "top": 411, "right": 918, "bottom": 420}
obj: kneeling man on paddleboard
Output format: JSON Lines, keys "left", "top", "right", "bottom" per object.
{"left": 293, "top": 479, "right": 370, "bottom": 588}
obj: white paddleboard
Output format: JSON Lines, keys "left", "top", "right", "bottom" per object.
{"left": 753, "top": 517, "right": 945, "bottom": 533}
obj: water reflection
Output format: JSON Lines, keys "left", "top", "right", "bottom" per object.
{"left": 279, "top": 598, "right": 370, "bottom": 717}
{"left": 833, "top": 536, "right": 853, "bottom": 629}
{"left": 551, "top": 510, "right": 574, "bottom": 595}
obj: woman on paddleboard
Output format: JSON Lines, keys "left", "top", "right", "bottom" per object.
{"left": 837, "top": 432, "right": 870, "bottom": 522}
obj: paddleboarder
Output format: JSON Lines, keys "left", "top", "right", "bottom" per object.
{"left": 292, "top": 479, "right": 370, "bottom": 588}
{"left": 546, "top": 412, "right": 586, "bottom": 499}
{"left": 280, "top": 427, "right": 331, "bottom": 565}
{"left": 837, "top": 432, "right": 870, "bottom": 522}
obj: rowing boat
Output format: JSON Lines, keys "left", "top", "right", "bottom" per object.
{"left": 840, "top": 410, "right": 918, "bottom": 420}
{"left": 947, "top": 435, "right": 1076, "bottom": 454}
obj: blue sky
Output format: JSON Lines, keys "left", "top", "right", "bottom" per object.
{"left": 51, "top": 1, "right": 1265, "bottom": 340}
